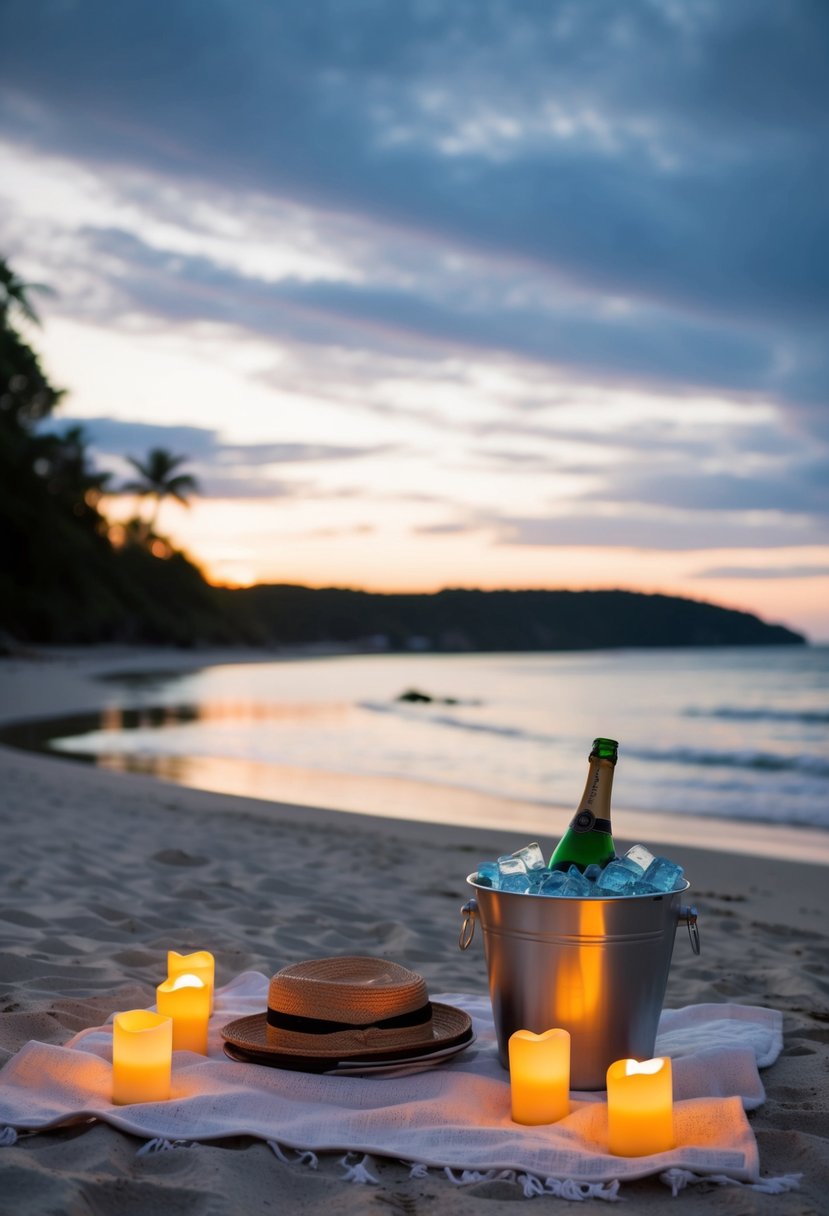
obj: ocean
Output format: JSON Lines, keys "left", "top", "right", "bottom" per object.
{"left": 29, "top": 645, "right": 829, "bottom": 847}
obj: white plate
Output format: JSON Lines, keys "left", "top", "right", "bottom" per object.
{"left": 223, "top": 1031, "right": 476, "bottom": 1077}
{"left": 325, "top": 1034, "right": 476, "bottom": 1076}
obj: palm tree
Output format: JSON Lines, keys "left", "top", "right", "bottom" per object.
{"left": 0, "top": 257, "right": 54, "bottom": 327}
{"left": 1, "top": 256, "right": 63, "bottom": 436}
{"left": 122, "top": 447, "right": 199, "bottom": 536}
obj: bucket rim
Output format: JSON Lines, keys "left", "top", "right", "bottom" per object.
{"left": 465, "top": 872, "right": 690, "bottom": 901}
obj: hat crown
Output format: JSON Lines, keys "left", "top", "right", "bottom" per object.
{"left": 268, "top": 956, "right": 428, "bottom": 1025}
{"left": 220, "top": 954, "right": 473, "bottom": 1064}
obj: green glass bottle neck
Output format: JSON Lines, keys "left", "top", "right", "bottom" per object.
{"left": 590, "top": 737, "right": 619, "bottom": 764}
{"left": 577, "top": 755, "right": 615, "bottom": 824}
{"left": 548, "top": 756, "right": 617, "bottom": 870}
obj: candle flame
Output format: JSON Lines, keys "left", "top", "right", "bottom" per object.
{"left": 624, "top": 1057, "right": 666, "bottom": 1076}
{"left": 170, "top": 972, "right": 205, "bottom": 991}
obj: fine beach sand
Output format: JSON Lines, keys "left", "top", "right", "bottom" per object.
{"left": 0, "top": 648, "right": 827, "bottom": 1215}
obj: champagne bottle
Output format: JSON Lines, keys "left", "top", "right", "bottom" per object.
{"left": 548, "top": 737, "right": 618, "bottom": 871}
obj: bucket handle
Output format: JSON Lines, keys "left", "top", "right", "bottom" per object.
{"left": 459, "top": 898, "right": 478, "bottom": 950}
{"left": 679, "top": 905, "right": 701, "bottom": 954}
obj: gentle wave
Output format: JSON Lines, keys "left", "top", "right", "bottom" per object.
{"left": 10, "top": 648, "right": 826, "bottom": 838}
{"left": 359, "top": 701, "right": 829, "bottom": 778}
{"left": 627, "top": 745, "right": 829, "bottom": 777}
{"left": 684, "top": 706, "right": 829, "bottom": 724}
{"left": 358, "top": 700, "right": 556, "bottom": 745}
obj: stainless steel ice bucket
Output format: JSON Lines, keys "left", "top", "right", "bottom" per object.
{"left": 459, "top": 876, "right": 699, "bottom": 1090}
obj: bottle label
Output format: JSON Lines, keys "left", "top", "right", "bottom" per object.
{"left": 570, "top": 811, "right": 612, "bottom": 835}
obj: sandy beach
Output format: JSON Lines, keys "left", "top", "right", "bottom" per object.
{"left": 0, "top": 647, "right": 827, "bottom": 1214}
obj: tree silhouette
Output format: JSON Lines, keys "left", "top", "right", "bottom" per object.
{"left": 122, "top": 447, "right": 199, "bottom": 536}
{"left": 1, "top": 258, "right": 63, "bottom": 436}
{"left": 0, "top": 254, "right": 237, "bottom": 647}
{"left": 0, "top": 257, "right": 54, "bottom": 327}
{"left": 36, "top": 424, "right": 111, "bottom": 526}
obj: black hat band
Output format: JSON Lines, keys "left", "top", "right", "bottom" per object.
{"left": 267, "top": 1000, "right": 433, "bottom": 1036}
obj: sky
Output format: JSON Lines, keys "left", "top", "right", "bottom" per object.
{"left": 1, "top": 0, "right": 827, "bottom": 640}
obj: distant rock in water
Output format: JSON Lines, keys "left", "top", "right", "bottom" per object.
{"left": 396, "top": 688, "right": 460, "bottom": 704}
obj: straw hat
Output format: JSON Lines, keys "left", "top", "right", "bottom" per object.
{"left": 221, "top": 956, "right": 472, "bottom": 1062}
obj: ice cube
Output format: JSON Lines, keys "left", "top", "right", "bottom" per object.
{"left": 559, "top": 866, "right": 594, "bottom": 898}
{"left": 498, "top": 855, "right": 531, "bottom": 893}
{"left": 527, "top": 868, "right": 550, "bottom": 893}
{"left": 595, "top": 860, "right": 639, "bottom": 895}
{"left": 583, "top": 863, "right": 604, "bottom": 884}
{"left": 632, "top": 879, "right": 657, "bottom": 895}
{"left": 537, "top": 870, "right": 568, "bottom": 897}
{"left": 624, "top": 844, "right": 655, "bottom": 873}
{"left": 475, "top": 861, "right": 499, "bottom": 888}
{"left": 501, "top": 872, "right": 532, "bottom": 893}
{"left": 511, "top": 842, "right": 547, "bottom": 872}
{"left": 643, "top": 857, "right": 685, "bottom": 892}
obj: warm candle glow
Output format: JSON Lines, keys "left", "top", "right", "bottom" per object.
{"left": 112, "top": 1009, "right": 172, "bottom": 1105}
{"left": 508, "top": 1028, "right": 571, "bottom": 1125}
{"left": 606, "top": 1056, "right": 674, "bottom": 1156}
{"left": 168, "top": 950, "right": 215, "bottom": 1012}
{"left": 157, "top": 972, "right": 211, "bottom": 1054}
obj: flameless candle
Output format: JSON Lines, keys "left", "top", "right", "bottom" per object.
{"left": 508, "top": 1028, "right": 571, "bottom": 1125}
{"left": 168, "top": 950, "right": 214, "bottom": 1012}
{"left": 157, "top": 972, "right": 210, "bottom": 1054}
{"left": 112, "top": 1010, "right": 172, "bottom": 1105}
{"left": 606, "top": 1057, "right": 674, "bottom": 1156}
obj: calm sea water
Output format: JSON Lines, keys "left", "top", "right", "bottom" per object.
{"left": 42, "top": 646, "right": 829, "bottom": 834}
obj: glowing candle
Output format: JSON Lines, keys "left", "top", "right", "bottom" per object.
{"left": 508, "top": 1028, "right": 571, "bottom": 1125}
{"left": 168, "top": 950, "right": 214, "bottom": 1012}
{"left": 112, "top": 1010, "right": 172, "bottom": 1105}
{"left": 606, "top": 1057, "right": 674, "bottom": 1156}
{"left": 157, "top": 972, "right": 210, "bottom": 1054}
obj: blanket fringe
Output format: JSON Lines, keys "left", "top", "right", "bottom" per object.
{"left": 444, "top": 1167, "right": 620, "bottom": 1201}
{"left": 0, "top": 1127, "right": 18, "bottom": 1147}
{"left": 445, "top": 1167, "right": 515, "bottom": 1187}
{"left": 543, "top": 1178, "right": 620, "bottom": 1202}
{"left": 661, "top": 1168, "right": 802, "bottom": 1197}
{"left": 749, "top": 1173, "right": 803, "bottom": 1194}
{"left": 267, "top": 1141, "right": 319, "bottom": 1169}
{"left": 135, "top": 1137, "right": 193, "bottom": 1157}
{"left": 339, "top": 1152, "right": 379, "bottom": 1184}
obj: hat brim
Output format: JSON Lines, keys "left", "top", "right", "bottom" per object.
{"left": 220, "top": 1000, "right": 473, "bottom": 1066}
{"left": 222, "top": 1028, "right": 475, "bottom": 1075}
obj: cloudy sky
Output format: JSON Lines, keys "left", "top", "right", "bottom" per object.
{"left": 1, "top": 0, "right": 827, "bottom": 638}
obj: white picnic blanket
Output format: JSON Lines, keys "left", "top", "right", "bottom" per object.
{"left": 0, "top": 972, "right": 795, "bottom": 1196}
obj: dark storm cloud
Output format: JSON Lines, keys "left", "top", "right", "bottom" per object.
{"left": 1, "top": 1, "right": 827, "bottom": 407}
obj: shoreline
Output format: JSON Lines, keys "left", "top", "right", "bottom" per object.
{"left": 1, "top": 644, "right": 827, "bottom": 867}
